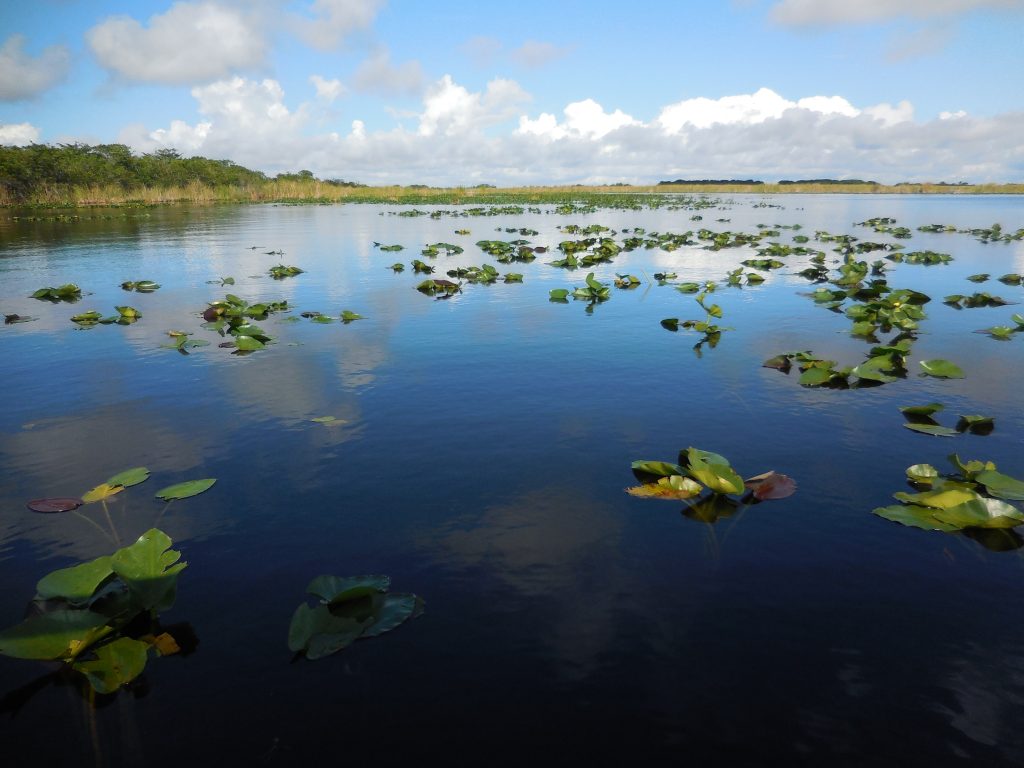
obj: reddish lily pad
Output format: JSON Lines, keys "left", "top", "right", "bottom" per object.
{"left": 744, "top": 472, "right": 798, "bottom": 500}
{"left": 27, "top": 497, "right": 83, "bottom": 513}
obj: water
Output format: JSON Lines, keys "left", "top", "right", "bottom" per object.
{"left": 1, "top": 195, "right": 1024, "bottom": 765}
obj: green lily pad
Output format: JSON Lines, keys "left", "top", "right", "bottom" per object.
{"left": 107, "top": 467, "right": 150, "bottom": 488}
{"left": 82, "top": 483, "right": 124, "bottom": 503}
{"left": 903, "top": 423, "right": 959, "bottom": 437}
{"left": 920, "top": 359, "right": 965, "bottom": 379}
{"left": 0, "top": 609, "right": 110, "bottom": 660}
{"left": 893, "top": 488, "right": 979, "bottom": 509}
{"left": 872, "top": 504, "right": 959, "bottom": 531}
{"left": 359, "top": 593, "right": 421, "bottom": 638}
{"left": 155, "top": 478, "right": 216, "bottom": 501}
{"left": 975, "top": 470, "right": 1024, "bottom": 501}
{"left": 932, "top": 497, "right": 1024, "bottom": 529}
{"left": 71, "top": 637, "right": 149, "bottom": 694}
{"left": 306, "top": 575, "right": 391, "bottom": 605}
{"left": 287, "top": 603, "right": 369, "bottom": 659}
{"left": 110, "top": 529, "right": 187, "bottom": 612}
{"left": 900, "top": 403, "right": 944, "bottom": 417}
{"left": 631, "top": 460, "right": 686, "bottom": 481}
{"left": 36, "top": 556, "right": 114, "bottom": 604}
{"left": 906, "top": 464, "right": 939, "bottom": 484}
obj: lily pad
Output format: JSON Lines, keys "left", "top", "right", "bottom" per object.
{"left": 307, "top": 574, "right": 391, "bottom": 605}
{"left": 919, "top": 359, "right": 965, "bottom": 379}
{"left": 903, "top": 423, "right": 959, "bottom": 437}
{"left": 71, "top": 637, "right": 149, "bottom": 694}
{"left": 743, "top": 471, "right": 797, "bottom": 500}
{"left": 36, "top": 556, "right": 114, "bottom": 604}
{"left": 82, "top": 483, "right": 124, "bottom": 504}
{"left": 872, "top": 504, "right": 958, "bottom": 532}
{"left": 107, "top": 467, "right": 150, "bottom": 488}
{"left": 900, "top": 403, "right": 944, "bottom": 417}
{"left": 26, "top": 497, "right": 83, "bottom": 513}
{"left": 976, "top": 470, "right": 1024, "bottom": 501}
{"left": 110, "top": 529, "right": 187, "bottom": 611}
{"left": 0, "top": 609, "right": 110, "bottom": 660}
{"left": 906, "top": 464, "right": 939, "bottom": 484}
{"left": 154, "top": 478, "right": 216, "bottom": 501}
{"left": 625, "top": 475, "right": 704, "bottom": 500}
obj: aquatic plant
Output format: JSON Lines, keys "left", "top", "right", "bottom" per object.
{"left": 288, "top": 575, "right": 423, "bottom": 660}
{"left": 0, "top": 529, "right": 188, "bottom": 694}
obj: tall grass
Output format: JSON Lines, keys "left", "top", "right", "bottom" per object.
{"left": 2, "top": 180, "right": 1023, "bottom": 208}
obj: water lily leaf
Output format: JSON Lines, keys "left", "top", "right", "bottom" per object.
{"left": 743, "top": 471, "right": 797, "bottom": 500}
{"left": 307, "top": 575, "right": 391, "bottom": 605}
{"left": 920, "top": 359, "right": 965, "bottom": 378}
{"left": 900, "top": 403, "right": 944, "bottom": 416}
{"left": 685, "top": 455, "right": 744, "bottom": 495}
{"left": 110, "top": 529, "right": 187, "bottom": 612}
{"left": 948, "top": 454, "right": 997, "bottom": 478}
{"left": 660, "top": 318, "right": 679, "bottom": 331}
{"left": 872, "top": 504, "right": 958, "bottom": 532}
{"left": 82, "top": 483, "right": 124, "bottom": 504}
{"left": 799, "top": 367, "right": 833, "bottom": 387}
{"left": 0, "top": 610, "right": 110, "bottom": 660}
{"left": 360, "top": 593, "right": 420, "bottom": 638}
{"left": 903, "top": 423, "right": 959, "bottom": 437}
{"left": 71, "top": 637, "right": 149, "bottom": 694}
{"left": 311, "top": 416, "right": 342, "bottom": 424}
{"left": 893, "top": 488, "right": 979, "bottom": 509}
{"left": 36, "top": 556, "right": 114, "bottom": 604}
{"left": 340, "top": 310, "right": 364, "bottom": 322}
{"left": 906, "top": 464, "right": 939, "bottom": 484}
{"left": 631, "top": 460, "right": 685, "bottom": 482}
{"left": 27, "top": 497, "right": 83, "bottom": 513}
{"left": 957, "top": 415, "right": 994, "bottom": 434}
{"left": 549, "top": 289, "right": 569, "bottom": 300}
{"left": 233, "top": 335, "right": 265, "bottom": 351}
{"left": 625, "top": 475, "right": 703, "bottom": 500}
{"left": 975, "top": 470, "right": 1024, "bottom": 501}
{"left": 155, "top": 478, "right": 216, "bottom": 501}
{"left": 932, "top": 498, "right": 1024, "bottom": 529}
{"left": 287, "top": 603, "right": 366, "bottom": 659}
{"left": 107, "top": 467, "right": 150, "bottom": 488}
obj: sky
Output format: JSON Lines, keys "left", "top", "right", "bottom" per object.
{"left": 1, "top": 0, "right": 1023, "bottom": 185}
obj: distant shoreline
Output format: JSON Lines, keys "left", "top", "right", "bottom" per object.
{"left": 3, "top": 181, "right": 1024, "bottom": 209}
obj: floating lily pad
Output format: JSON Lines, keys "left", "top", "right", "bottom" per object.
{"left": 900, "top": 403, "right": 944, "bottom": 417}
{"left": 743, "top": 471, "right": 797, "bottom": 500}
{"left": 873, "top": 504, "right": 958, "bottom": 532}
{"left": 110, "top": 529, "right": 187, "bottom": 611}
{"left": 0, "top": 609, "right": 110, "bottom": 661}
{"left": 906, "top": 464, "right": 939, "bottom": 484}
{"left": 27, "top": 497, "right": 83, "bottom": 513}
{"left": 625, "top": 475, "right": 703, "bottom": 500}
{"left": 36, "top": 556, "right": 114, "bottom": 604}
{"left": 307, "top": 575, "right": 391, "bottom": 605}
{"left": 976, "top": 470, "right": 1024, "bottom": 501}
{"left": 71, "top": 637, "right": 149, "bottom": 694}
{"left": 919, "top": 359, "right": 965, "bottom": 379}
{"left": 154, "top": 478, "right": 216, "bottom": 501}
{"left": 107, "top": 467, "right": 150, "bottom": 488}
{"left": 82, "top": 483, "right": 124, "bottom": 504}
{"left": 903, "top": 423, "right": 959, "bottom": 437}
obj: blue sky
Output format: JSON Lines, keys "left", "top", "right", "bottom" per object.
{"left": 2, "top": 0, "right": 1023, "bottom": 184}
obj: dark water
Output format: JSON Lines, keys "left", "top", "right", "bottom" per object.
{"left": 1, "top": 196, "right": 1023, "bottom": 766}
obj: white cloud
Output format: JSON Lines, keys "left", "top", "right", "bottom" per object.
{"left": 418, "top": 75, "right": 530, "bottom": 137}
{"left": 771, "top": 0, "right": 1024, "bottom": 25}
{"left": 87, "top": 2, "right": 265, "bottom": 85}
{"left": 510, "top": 40, "right": 571, "bottom": 69}
{"left": 657, "top": 88, "right": 860, "bottom": 131}
{"left": 0, "top": 34, "right": 71, "bottom": 101}
{"left": 0, "top": 122, "right": 40, "bottom": 145}
{"left": 518, "top": 99, "right": 637, "bottom": 139}
{"left": 310, "top": 74, "right": 345, "bottom": 102}
{"left": 121, "top": 78, "right": 1024, "bottom": 186}
{"left": 290, "top": 0, "right": 385, "bottom": 50}
{"left": 352, "top": 48, "right": 424, "bottom": 96}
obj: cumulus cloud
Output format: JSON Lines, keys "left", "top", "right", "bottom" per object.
{"left": 290, "top": 0, "right": 385, "bottom": 50}
{"left": 417, "top": 75, "right": 530, "bottom": 136}
{"left": 518, "top": 99, "right": 638, "bottom": 139}
{"left": 0, "top": 122, "right": 40, "bottom": 145}
{"left": 771, "top": 0, "right": 1024, "bottom": 25}
{"left": 87, "top": 2, "right": 266, "bottom": 85}
{"left": 122, "top": 78, "right": 1024, "bottom": 186}
{"left": 0, "top": 34, "right": 71, "bottom": 101}
{"left": 510, "top": 40, "right": 571, "bottom": 69}
{"left": 310, "top": 74, "right": 345, "bottom": 101}
{"left": 352, "top": 48, "right": 424, "bottom": 96}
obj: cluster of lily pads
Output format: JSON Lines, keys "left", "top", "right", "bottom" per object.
{"left": 873, "top": 455, "right": 1024, "bottom": 535}
{"left": 626, "top": 448, "right": 796, "bottom": 524}
{"left": 901, "top": 403, "right": 993, "bottom": 437}
{"left": 200, "top": 293, "right": 291, "bottom": 352}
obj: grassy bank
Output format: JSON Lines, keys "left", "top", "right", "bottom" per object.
{"left": 3, "top": 180, "right": 1024, "bottom": 209}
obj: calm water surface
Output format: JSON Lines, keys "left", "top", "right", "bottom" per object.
{"left": 1, "top": 195, "right": 1024, "bottom": 766}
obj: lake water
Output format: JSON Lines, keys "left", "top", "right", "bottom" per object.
{"left": 2, "top": 195, "right": 1024, "bottom": 766}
